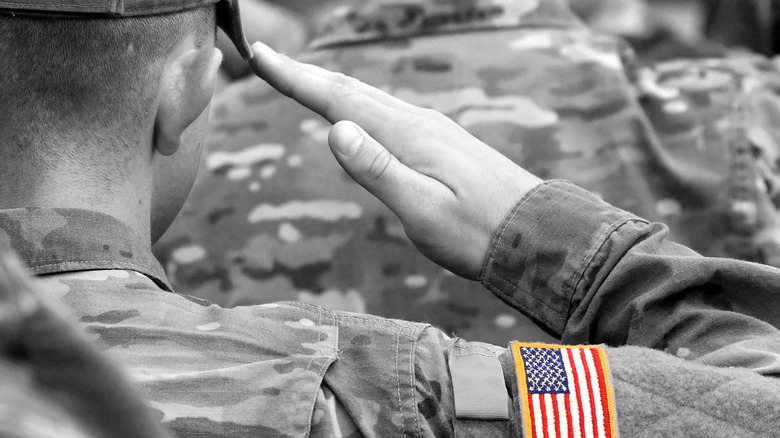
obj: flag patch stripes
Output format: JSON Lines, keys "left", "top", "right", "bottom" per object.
{"left": 511, "top": 342, "right": 618, "bottom": 438}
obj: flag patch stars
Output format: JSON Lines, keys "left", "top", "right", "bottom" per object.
{"left": 520, "top": 347, "right": 569, "bottom": 394}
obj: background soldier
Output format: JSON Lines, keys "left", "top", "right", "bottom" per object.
{"left": 156, "top": 0, "right": 780, "bottom": 345}
{"left": 155, "top": 0, "right": 652, "bottom": 344}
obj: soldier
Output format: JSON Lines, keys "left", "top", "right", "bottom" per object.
{"left": 155, "top": 0, "right": 652, "bottom": 345}
{"left": 155, "top": 0, "right": 780, "bottom": 347}
{"left": 2, "top": 0, "right": 780, "bottom": 437}
{"left": 572, "top": 0, "right": 726, "bottom": 62}
{"left": 637, "top": 55, "right": 780, "bottom": 266}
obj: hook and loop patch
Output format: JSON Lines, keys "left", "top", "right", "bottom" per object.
{"left": 511, "top": 342, "right": 618, "bottom": 438}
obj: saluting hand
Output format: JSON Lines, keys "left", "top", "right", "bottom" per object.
{"left": 249, "top": 42, "right": 542, "bottom": 280}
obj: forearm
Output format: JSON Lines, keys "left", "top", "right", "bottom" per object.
{"left": 481, "top": 180, "right": 780, "bottom": 372}
{"left": 409, "top": 326, "right": 780, "bottom": 437}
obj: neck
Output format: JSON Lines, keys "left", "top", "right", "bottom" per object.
{"left": 0, "top": 155, "right": 154, "bottom": 245}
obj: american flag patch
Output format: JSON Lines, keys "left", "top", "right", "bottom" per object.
{"left": 511, "top": 342, "right": 618, "bottom": 438}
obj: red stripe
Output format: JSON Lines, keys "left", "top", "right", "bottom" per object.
{"left": 567, "top": 349, "right": 587, "bottom": 438}
{"left": 540, "top": 392, "right": 548, "bottom": 438}
{"left": 566, "top": 394, "right": 574, "bottom": 438}
{"left": 581, "top": 349, "right": 600, "bottom": 438}
{"left": 592, "top": 349, "right": 613, "bottom": 438}
{"left": 553, "top": 395, "right": 562, "bottom": 438}
{"left": 529, "top": 394, "right": 538, "bottom": 438}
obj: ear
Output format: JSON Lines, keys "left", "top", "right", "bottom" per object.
{"left": 154, "top": 47, "right": 223, "bottom": 156}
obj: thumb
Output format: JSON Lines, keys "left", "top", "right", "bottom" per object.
{"left": 328, "top": 120, "right": 437, "bottom": 215}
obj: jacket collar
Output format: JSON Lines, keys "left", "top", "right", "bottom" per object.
{"left": 0, "top": 208, "right": 172, "bottom": 291}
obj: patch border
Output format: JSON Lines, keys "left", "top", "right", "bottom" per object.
{"left": 511, "top": 341, "right": 618, "bottom": 438}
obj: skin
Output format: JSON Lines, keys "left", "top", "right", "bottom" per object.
{"left": 0, "top": 29, "right": 223, "bottom": 245}
{"left": 248, "top": 41, "right": 543, "bottom": 279}
{"left": 2, "top": 22, "right": 540, "bottom": 286}
{"left": 217, "top": 0, "right": 308, "bottom": 79}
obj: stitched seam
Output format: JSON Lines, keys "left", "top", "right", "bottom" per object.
{"left": 0, "top": 2, "right": 106, "bottom": 7}
{"left": 294, "top": 306, "right": 322, "bottom": 437}
{"left": 482, "top": 181, "right": 551, "bottom": 280}
{"left": 284, "top": 302, "right": 435, "bottom": 334}
{"left": 29, "top": 261, "right": 170, "bottom": 290}
{"left": 319, "top": 314, "right": 419, "bottom": 332}
{"left": 396, "top": 327, "right": 405, "bottom": 438}
{"left": 569, "top": 217, "right": 649, "bottom": 294}
{"left": 123, "top": 0, "right": 212, "bottom": 10}
{"left": 452, "top": 343, "right": 495, "bottom": 358}
{"left": 409, "top": 326, "right": 420, "bottom": 437}
{"left": 563, "top": 217, "right": 648, "bottom": 329}
{"left": 30, "top": 260, "right": 153, "bottom": 272}
{"left": 481, "top": 180, "right": 570, "bottom": 326}
{"left": 1, "top": 213, "right": 113, "bottom": 224}
{"left": 452, "top": 351, "right": 497, "bottom": 358}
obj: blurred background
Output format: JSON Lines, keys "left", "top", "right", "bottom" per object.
{"left": 156, "top": 0, "right": 780, "bottom": 347}
{"left": 218, "top": 0, "right": 780, "bottom": 83}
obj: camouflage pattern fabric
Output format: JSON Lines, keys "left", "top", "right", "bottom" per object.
{"left": 637, "top": 55, "right": 780, "bottom": 266}
{"left": 0, "top": 207, "right": 477, "bottom": 437}
{"left": 0, "top": 236, "right": 170, "bottom": 438}
{"left": 155, "top": 0, "right": 643, "bottom": 346}
{"left": 571, "top": 0, "right": 728, "bottom": 64}
{"left": 155, "top": 0, "right": 780, "bottom": 347}
{"left": 5, "top": 189, "right": 780, "bottom": 436}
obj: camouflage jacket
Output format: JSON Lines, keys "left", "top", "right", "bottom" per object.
{"left": 4, "top": 180, "right": 780, "bottom": 436}
{"left": 0, "top": 237, "right": 170, "bottom": 438}
{"left": 637, "top": 55, "right": 780, "bottom": 265}
{"left": 155, "top": 0, "right": 620, "bottom": 346}
{"left": 156, "top": 0, "right": 780, "bottom": 348}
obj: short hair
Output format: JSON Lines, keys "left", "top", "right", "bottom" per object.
{"left": 0, "top": 8, "right": 216, "bottom": 182}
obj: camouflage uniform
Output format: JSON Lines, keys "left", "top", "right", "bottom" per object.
{"left": 155, "top": 0, "right": 640, "bottom": 345}
{"left": 3, "top": 0, "right": 780, "bottom": 435}
{"left": 5, "top": 180, "right": 780, "bottom": 436}
{"left": 637, "top": 55, "right": 780, "bottom": 266}
{"left": 157, "top": 0, "right": 780, "bottom": 348}
{"left": 0, "top": 240, "right": 169, "bottom": 438}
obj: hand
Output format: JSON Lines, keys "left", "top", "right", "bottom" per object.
{"left": 249, "top": 42, "right": 542, "bottom": 279}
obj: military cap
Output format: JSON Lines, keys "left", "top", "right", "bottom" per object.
{"left": 0, "top": 0, "right": 252, "bottom": 59}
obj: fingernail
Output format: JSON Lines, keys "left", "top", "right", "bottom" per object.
{"left": 334, "top": 123, "right": 363, "bottom": 156}
{"left": 251, "top": 41, "right": 283, "bottom": 64}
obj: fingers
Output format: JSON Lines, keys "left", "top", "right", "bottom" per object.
{"left": 251, "top": 41, "right": 459, "bottom": 165}
{"left": 249, "top": 42, "right": 429, "bottom": 129}
{"left": 328, "top": 121, "right": 451, "bottom": 215}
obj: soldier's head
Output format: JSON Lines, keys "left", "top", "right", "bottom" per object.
{"left": 0, "top": 1, "right": 250, "bottom": 239}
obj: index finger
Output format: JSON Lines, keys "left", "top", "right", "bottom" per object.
{"left": 249, "top": 42, "right": 428, "bottom": 124}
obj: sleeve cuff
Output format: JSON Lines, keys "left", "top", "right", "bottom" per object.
{"left": 480, "top": 180, "right": 647, "bottom": 336}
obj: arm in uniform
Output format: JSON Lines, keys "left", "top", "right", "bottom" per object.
{"left": 2, "top": 0, "right": 779, "bottom": 436}
{"left": 318, "top": 179, "right": 780, "bottom": 437}
{"left": 0, "top": 241, "right": 171, "bottom": 438}
{"left": 245, "top": 27, "right": 780, "bottom": 438}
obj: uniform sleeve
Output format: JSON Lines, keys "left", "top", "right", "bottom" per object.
{"left": 320, "top": 185, "right": 780, "bottom": 437}
{"left": 481, "top": 179, "right": 780, "bottom": 373}
{"left": 0, "top": 242, "right": 171, "bottom": 438}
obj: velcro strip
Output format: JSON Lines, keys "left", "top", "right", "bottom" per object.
{"left": 449, "top": 340, "right": 509, "bottom": 420}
